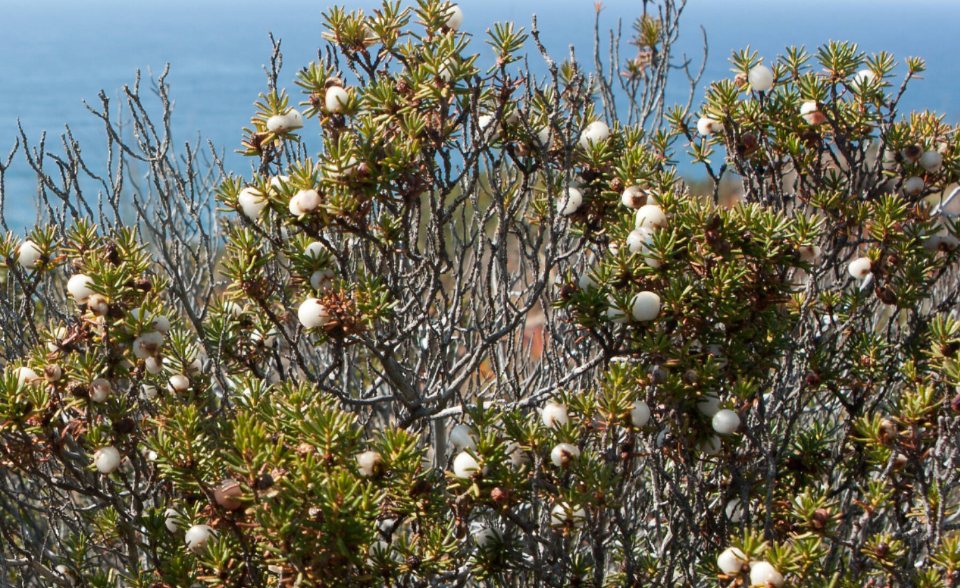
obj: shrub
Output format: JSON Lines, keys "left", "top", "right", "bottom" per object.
{"left": 0, "top": 2, "right": 959, "bottom": 587}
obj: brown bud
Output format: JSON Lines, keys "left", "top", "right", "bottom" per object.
{"left": 405, "top": 555, "right": 422, "bottom": 569}
{"left": 875, "top": 542, "right": 890, "bottom": 559}
{"left": 734, "top": 72, "right": 748, "bottom": 88}
{"left": 739, "top": 132, "right": 759, "bottom": 157}
{"left": 804, "top": 372, "right": 822, "bottom": 387}
{"left": 901, "top": 144, "right": 922, "bottom": 162}
{"left": 112, "top": 417, "right": 136, "bottom": 434}
{"left": 255, "top": 474, "right": 275, "bottom": 491}
{"left": 559, "top": 284, "right": 576, "bottom": 300}
{"left": 876, "top": 286, "right": 897, "bottom": 305}
{"left": 683, "top": 369, "right": 699, "bottom": 384}
{"left": 491, "top": 487, "right": 510, "bottom": 504}
{"left": 648, "top": 366, "right": 668, "bottom": 385}
{"left": 609, "top": 178, "right": 623, "bottom": 193}
{"left": 951, "top": 393, "right": 960, "bottom": 413}
{"left": 410, "top": 479, "right": 432, "bottom": 496}
{"left": 810, "top": 508, "right": 830, "bottom": 529}
{"left": 68, "top": 382, "right": 89, "bottom": 399}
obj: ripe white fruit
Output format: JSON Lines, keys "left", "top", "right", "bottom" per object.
{"left": 749, "top": 561, "right": 784, "bottom": 588}
{"left": 717, "top": 547, "right": 747, "bottom": 574}
{"left": 847, "top": 256, "right": 872, "bottom": 280}
{"left": 44, "top": 364, "right": 62, "bottom": 383}
{"left": 506, "top": 441, "right": 529, "bottom": 466}
{"left": 903, "top": 176, "right": 925, "bottom": 196}
{"left": 631, "top": 291, "right": 661, "bottom": 322}
{"left": 15, "top": 367, "right": 41, "bottom": 387}
{"left": 90, "top": 378, "right": 112, "bottom": 403}
{"left": 474, "top": 526, "right": 500, "bottom": 548}
{"left": 542, "top": 402, "right": 569, "bottom": 428}
{"left": 133, "top": 331, "right": 164, "bottom": 359}
{"left": 325, "top": 86, "right": 349, "bottom": 113}
{"left": 606, "top": 299, "right": 628, "bottom": 324}
{"left": 800, "top": 101, "right": 827, "bottom": 126}
{"left": 93, "top": 446, "right": 121, "bottom": 474}
{"left": 697, "top": 116, "right": 721, "bottom": 135}
{"left": 477, "top": 115, "right": 499, "bottom": 140}
{"left": 164, "top": 508, "right": 181, "bottom": 532}
{"left": 626, "top": 228, "right": 651, "bottom": 254}
{"left": 270, "top": 175, "right": 289, "bottom": 193}
{"left": 284, "top": 108, "right": 304, "bottom": 130}
{"left": 238, "top": 187, "right": 268, "bottom": 220}
{"left": 55, "top": 565, "right": 76, "bottom": 581}
{"left": 551, "top": 502, "right": 587, "bottom": 528}
{"left": 558, "top": 188, "right": 583, "bottom": 216}
{"left": 920, "top": 150, "right": 943, "bottom": 172}
{"left": 214, "top": 479, "right": 243, "bottom": 510}
{"left": 449, "top": 424, "right": 477, "bottom": 450}
{"left": 621, "top": 185, "right": 646, "bottom": 208}
{"left": 747, "top": 65, "right": 774, "bottom": 92}
{"left": 853, "top": 69, "right": 876, "bottom": 85}
{"left": 445, "top": 5, "right": 463, "bottom": 30}
{"left": 712, "top": 409, "right": 741, "bottom": 434}
{"left": 631, "top": 400, "right": 650, "bottom": 427}
{"left": 356, "top": 450, "right": 382, "bottom": 477}
{"left": 17, "top": 240, "right": 42, "bottom": 269}
{"left": 798, "top": 245, "right": 821, "bottom": 263}
{"left": 578, "top": 270, "right": 599, "bottom": 290}
{"left": 697, "top": 394, "right": 720, "bottom": 417}
{"left": 67, "top": 274, "right": 95, "bottom": 303}
{"left": 305, "top": 241, "right": 325, "bottom": 259}
{"left": 295, "top": 189, "right": 321, "bottom": 213}
{"left": 298, "top": 298, "right": 331, "bottom": 329}
{"left": 699, "top": 435, "right": 722, "bottom": 456}
{"left": 311, "top": 269, "right": 335, "bottom": 291}
{"left": 168, "top": 374, "right": 190, "bottom": 394}
{"left": 551, "top": 442, "right": 580, "bottom": 467}
{"left": 725, "top": 498, "right": 744, "bottom": 523}
{"left": 579, "top": 121, "right": 610, "bottom": 149}
{"left": 145, "top": 357, "right": 162, "bottom": 375}
{"left": 185, "top": 524, "right": 214, "bottom": 553}
{"left": 453, "top": 451, "right": 481, "bottom": 478}
{"left": 536, "top": 126, "right": 552, "bottom": 147}
{"left": 266, "top": 115, "right": 290, "bottom": 134}
{"left": 635, "top": 204, "right": 667, "bottom": 230}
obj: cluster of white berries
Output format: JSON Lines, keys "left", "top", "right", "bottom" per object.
{"left": 128, "top": 305, "right": 174, "bottom": 376}
{"left": 717, "top": 548, "right": 784, "bottom": 587}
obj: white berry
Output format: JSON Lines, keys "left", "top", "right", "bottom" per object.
{"left": 453, "top": 451, "right": 481, "bottom": 478}
{"left": 630, "top": 400, "right": 650, "bottom": 427}
{"left": 717, "top": 546, "right": 747, "bottom": 574}
{"left": 238, "top": 187, "right": 268, "bottom": 220}
{"left": 579, "top": 121, "right": 610, "bottom": 149}
{"left": 920, "top": 150, "right": 943, "bottom": 172}
{"left": 168, "top": 374, "right": 190, "bottom": 394}
{"left": 325, "top": 86, "right": 349, "bottom": 113}
{"left": 621, "top": 185, "right": 646, "bottom": 208}
{"left": 725, "top": 498, "right": 744, "bottom": 523}
{"left": 164, "top": 508, "right": 181, "bottom": 532}
{"left": 631, "top": 291, "right": 661, "bottom": 322}
{"left": 284, "top": 108, "right": 304, "bottom": 130}
{"left": 90, "top": 378, "right": 112, "bottom": 403}
{"left": 903, "top": 176, "right": 925, "bottom": 196}
{"left": 847, "top": 256, "right": 872, "bottom": 280}
{"left": 185, "top": 524, "right": 214, "bottom": 553}
{"left": 712, "top": 409, "right": 741, "bottom": 435}
{"left": 550, "top": 502, "right": 587, "bottom": 528}
{"left": 699, "top": 435, "right": 722, "bottom": 456}
{"left": 747, "top": 65, "right": 774, "bottom": 92}
{"left": 749, "top": 561, "right": 784, "bottom": 588}
{"left": 298, "top": 298, "right": 331, "bottom": 329}
{"left": 550, "top": 442, "right": 580, "bottom": 467}
{"left": 15, "top": 367, "right": 40, "bottom": 387}
{"left": 295, "top": 189, "right": 321, "bottom": 213}
{"left": 558, "top": 188, "right": 583, "bottom": 216}
{"left": 449, "top": 424, "right": 477, "bottom": 450}
{"left": 445, "top": 5, "right": 463, "bottom": 30}
{"left": 542, "top": 402, "right": 569, "bottom": 428}
{"left": 93, "top": 446, "right": 121, "bottom": 474}
{"left": 311, "top": 269, "right": 335, "bottom": 291}
{"left": 697, "top": 394, "right": 720, "bottom": 417}
{"left": 67, "top": 274, "right": 96, "bottom": 303}
{"left": 356, "top": 450, "right": 382, "bottom": 477}
{"left": 635, "top": 204, "right": 666, "bottom": 230}
{"left": 697, "top": 116, "right": 721, "bottom": 135}
{"left": 17, "top": 240, "right": 42, "bottom": 269}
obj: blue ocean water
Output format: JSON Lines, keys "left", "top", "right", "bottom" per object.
{"left": 1, "top": 0, "right": 958, "bottom": 230}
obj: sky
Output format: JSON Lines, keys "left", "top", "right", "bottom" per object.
{"left": 0, "top": 0, "right": 957, "bottom": 225}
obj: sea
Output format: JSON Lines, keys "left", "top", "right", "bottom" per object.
{"left": 1, "top": 0, "right": 959, "bottom": 231}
